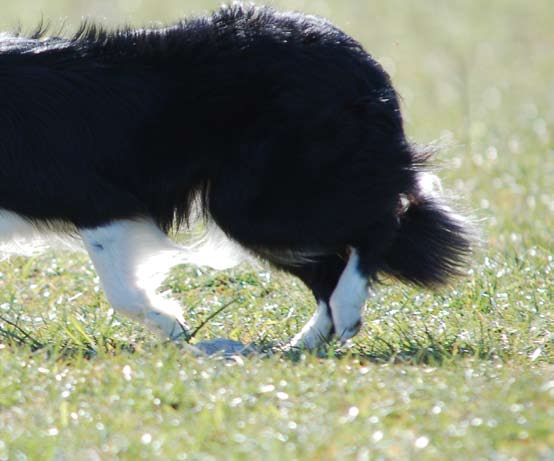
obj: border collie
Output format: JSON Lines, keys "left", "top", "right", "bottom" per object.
{"left": 0, "top": 4, "right": 473, "bottom": 350}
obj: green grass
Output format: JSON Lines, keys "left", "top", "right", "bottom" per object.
{"left": 1, "top": 1, "right": 554, "bottom": 460}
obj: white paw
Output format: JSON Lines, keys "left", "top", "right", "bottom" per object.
{"left": 145, "top": 311, "right": 190, "bottom": 341}
{"left": 288, "top": 301, "right": 334, "bottom": 350}
{"left": 333, "top": 316, "right": 362, "bottom": 343}
{"left": 290, "top": 325, "right": 333, "bottom": 350}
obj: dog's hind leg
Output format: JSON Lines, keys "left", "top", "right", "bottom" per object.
{"left": 80, "top": 219, "right": 190, "bottom": 340}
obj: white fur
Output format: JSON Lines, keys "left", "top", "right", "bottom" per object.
{"left": 0, "top": 208, "right": 249, "bottom": 339}
{"left": 0, "top": 207, "right": 249, "bottom": 270}
{"left": 80, "top": 219, "right": 192, "bottom": 339}
{"left": 0, "top": 211, "right": 370, "bottom": 345}
{"left": 417, "top": 171, "right": 443, "bottom": 197}
{"left": 329, "top": 248, "right": 368, "bottom": 342}
{"left": 289, "top": 300, "right": 333, "bottom": 349}
{"left": 182, "top": 220, "right": 250, "bottom": 270}
{"left": 0, "top": 209, "right": 83, "bottom": 259}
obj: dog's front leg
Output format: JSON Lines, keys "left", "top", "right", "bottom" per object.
{"left": 289, "top": 300, "right": 334, "bottom": 350}
{"left": 329, "top": 248, "right": 369, "bottom": 343}
{"left": 80, "top": 219, "right": 190, "bottom": 341}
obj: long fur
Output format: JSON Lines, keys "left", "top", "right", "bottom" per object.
{"left": 384, "top": 171, "right": 474, "bottom": 287}
{"left": 0, "top": 4, "right": 474, "bottom": 344}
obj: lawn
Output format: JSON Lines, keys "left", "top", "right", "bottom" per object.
{"left": 1, "top": 1, "right": 554, "bottom": 460}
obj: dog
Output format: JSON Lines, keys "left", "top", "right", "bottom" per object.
{"left": 0, "top": 4, "right": 473, "bottom": 350}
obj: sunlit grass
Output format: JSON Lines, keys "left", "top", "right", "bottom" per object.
{"left": 1, "top": 1, "right": 554, "bottom": 460}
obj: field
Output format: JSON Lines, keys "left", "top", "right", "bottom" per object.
{"left": 1, "top": 1, "right": 554, "bottom": 460}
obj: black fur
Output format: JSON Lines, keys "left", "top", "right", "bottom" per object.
{"left": 0, "top": 5, "right": 472, "bottom": 306}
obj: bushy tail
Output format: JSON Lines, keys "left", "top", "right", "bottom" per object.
{"left": 383, "top": 174, "right": 475, "bottom": 288}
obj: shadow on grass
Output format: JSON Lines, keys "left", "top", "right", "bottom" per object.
{"left": 272, "top": 341, "right": 491, "bottom": 366}
{"left": 1, "top": 312, "right": 496, "bottom": 365}
{"left": 240, "top": 329, "right": 497, "bottom": 366}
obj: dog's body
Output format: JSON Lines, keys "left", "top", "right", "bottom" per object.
{"left": 0, "top": 4, "right": 472, "bottom": 349}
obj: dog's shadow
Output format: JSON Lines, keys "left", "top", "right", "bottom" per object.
{"left": 0, "top": 313, "right": 485, "bottom": 365}
{"left": 191, "top": 335, "right": 486, "bottom": 366}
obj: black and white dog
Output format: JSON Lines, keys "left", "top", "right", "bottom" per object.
{"left": 0, "top": 4, "right": 473, "bottom": 349}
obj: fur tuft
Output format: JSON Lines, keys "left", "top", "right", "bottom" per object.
{"left": 383, "top": 172, "right": 475, "bottom": 288}
{"left": 0, "top": 210, "right": 83, "bottom": 260}
{"left": 179, "top": 220, "right": 251, "bottom": 270}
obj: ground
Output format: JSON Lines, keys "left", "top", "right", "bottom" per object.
{"left": 1, "top": 1, "right": 553, "bottom": 460}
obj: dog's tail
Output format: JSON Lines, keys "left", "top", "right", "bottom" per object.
{"left": 382, "top": 169, "right": 476, "bottom": 288}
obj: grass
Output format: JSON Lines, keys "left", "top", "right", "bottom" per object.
{"left": 1, "top": 0, "right": 554, "bottom": 460}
